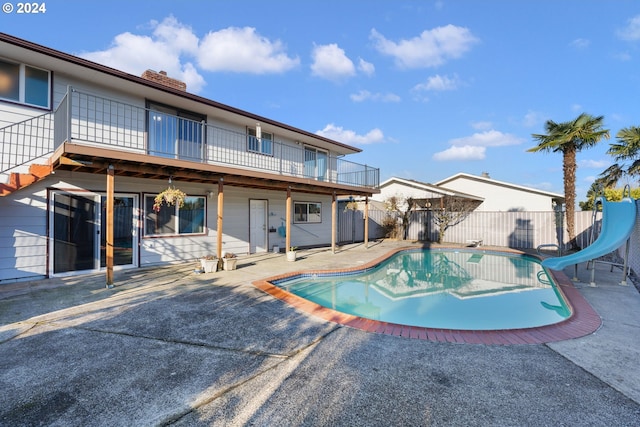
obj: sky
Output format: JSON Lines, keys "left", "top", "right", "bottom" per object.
{"left": 2, "top": 0, "right": 640, "bottom": 206}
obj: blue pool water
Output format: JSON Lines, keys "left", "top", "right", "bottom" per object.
{"left": 275, "top": 249, "right": 570, "bottom": 331}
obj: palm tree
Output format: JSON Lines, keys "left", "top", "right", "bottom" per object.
{"left": 599, "top": 126, "right": 640, "bottom": 188}
{"left": 528, "top": 113, "right": 609, "bottom": 249}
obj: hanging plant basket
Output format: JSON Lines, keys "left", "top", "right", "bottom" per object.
{"left": 153, "top": 186, "right": 187, "bottom": 212}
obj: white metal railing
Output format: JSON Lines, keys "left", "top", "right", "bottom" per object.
{"left": 49, "top": 87, "right": 379, "bottom": 188}
{"left": 1, "top": 110, "right": 54, "bottom": 172}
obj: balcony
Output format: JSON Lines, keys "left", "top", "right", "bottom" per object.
{"left": 28, "top": 87, "right": 378, "bottom": 190}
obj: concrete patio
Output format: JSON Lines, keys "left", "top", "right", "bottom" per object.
{"left": 1, "top": 240, "right": 639, "bottom": 426}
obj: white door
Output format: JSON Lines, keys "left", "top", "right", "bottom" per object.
{"left": 249, "top": 199, "right": 268, "bottom": 253}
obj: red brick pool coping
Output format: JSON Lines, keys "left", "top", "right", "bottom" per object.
{"left": 252, "top": 246, "right": 602, "bottom": 345}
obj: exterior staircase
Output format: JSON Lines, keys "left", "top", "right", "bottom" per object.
{"left": 0, "top": 163, "right": 53, "bottom": 196}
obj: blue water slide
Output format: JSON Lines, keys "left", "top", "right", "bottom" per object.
{"left": 542, "top": 197, "right": 637, "bottom": 271}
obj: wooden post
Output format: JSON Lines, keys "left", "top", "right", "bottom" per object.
{"left": 286, "top": 187, "right": 292, "bottom": 252}
{"left": 106, "top": 165, "right": 114, "bottom": 288}
{"left": 217, "top": 179, "right": 224, "bottom": 260}
{"left": 331, "top": 193, "right": 336, "bottom": 254}
{"left": 364, "top": 196, "right": 369, "bottom": 249}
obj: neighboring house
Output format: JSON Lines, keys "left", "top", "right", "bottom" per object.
{"left": 0, "top": 33, "right": 379, "bottom": 283}
{"left": 435, "top": 173, "right": 564, "bottom": 211}
{"left": 372, "top": 177, "right": 483, "bottom": 209}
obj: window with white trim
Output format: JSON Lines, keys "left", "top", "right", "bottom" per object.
{"left": 144, "top": 195, "right": 205, "bottom": 236}
{"left": 294, "top": 202, "right": 321, "bottom": 223}
{"left": 247, "top": 127, "right": 273, "bottom": 155}
{"left": 0, "top": 58, "right": 51, "bottom": 109}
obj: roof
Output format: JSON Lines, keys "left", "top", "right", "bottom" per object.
{"left": 0, "top": 32, "right": 361, "bottom": 155}
{"left": 378, "top": 177, "right": 484, "bottom": 201}
{"left": 435, "top": 173, "right": 565, "bottom": 201}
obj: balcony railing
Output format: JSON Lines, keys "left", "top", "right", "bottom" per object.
{"left": 0, "top": 110, "right": 54, "bottom": 172}
{"left": 46, "top": 86, "right": 379, "bottom": 189}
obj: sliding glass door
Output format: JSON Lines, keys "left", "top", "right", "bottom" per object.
{"left": 50, "top": 192, "right": 138, "bottom": 276}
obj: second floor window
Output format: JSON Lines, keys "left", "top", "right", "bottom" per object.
{"left": 247, "top": 127, "right": 273, "bottom": 155}
{"left": 0, "top": 58, "right": 50, "bottom": 109}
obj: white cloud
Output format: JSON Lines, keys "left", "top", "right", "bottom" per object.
{"left": 198, "top": 27, "right": 299, "bottom": 73}
{"left": 569, "top": 38, "right": 590, "bottom": 49}
{"left": 433, "top": 145, "right": 485, "bottom": 161}
{"left": 152, "top": 16, "right": 199, "bottom": 55}
{"left": 358, "top": 58, "right": 375, "bottom": 76}
{"left": 310, "top": 43, "right": 356, "bottom": 81}
{"left": 614, "top": 51, "right": 632, "bottom": 61}
{"left": 447, "top": 130, "right": 523, "bottom": 147}
{"left": 522, "top": 110, "right": 546, "bottom": 128}
{"left": 471, "top": 121, "right": 492, "bottom": 130}
{"left": 580, "top": 159, "right": 610, "bottom": 169}
{"left": 370, "top": 26, "right": 479, "bottom": 68}
{"left": 316, "top": 123, "right": 384, "bottom": 145}
{"left": 80, "top": 16, "right": 206, "bottom": 92}
{"left": 350, "top": 90, "right": 401, "bottom": 103}
{"left": 79, "top": 16, "right": 301, "bottom": 93}
{"left": 617, "top": 15, "right": 640, "bottom": 41}
{"left": 432, "top": 130, "right": 523, "bottom": 161}
{"left": 413, "top": 74, "right": 460, "bottom": 92}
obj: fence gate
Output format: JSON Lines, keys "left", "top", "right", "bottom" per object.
{"left": 338, "top": 209, "right": 364, "bottom": 243}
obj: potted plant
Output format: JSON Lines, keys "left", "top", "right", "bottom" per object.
{"left": 286, "top": 246, "right": 297, "bottom": 262}
{"left": 153, "top": 186, "right": 187, "bottom": 212}
{"left": 222, "top": 252, "right": 238, "bottom": 271}
{"left": 200, "top": 254, "right": 217, "bottom": 273}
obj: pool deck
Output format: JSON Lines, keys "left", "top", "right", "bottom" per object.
{"left": 1, "top": 240, "right": 640, "bottom": 425}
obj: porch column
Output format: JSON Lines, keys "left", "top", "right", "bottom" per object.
{"left": 286, "top": 187, "right": 292, "bottom": 252}
{"left": 106, "top": 165, "right": 114, "bottom": 288}
{"left": 217, "top": 179, "right": 224, "bottom": 260}
{"left": 364, "top": 196, "right": 369, "bottom": 249}
{"left": 331, "top": 193, "right": 336, "bottom": 254}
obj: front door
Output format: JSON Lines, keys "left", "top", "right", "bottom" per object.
{"left": 249, "top": 199, "right": 268, "bottom": 253}
{"left": 50, "top": 192, "right": 138, "bottom": 276}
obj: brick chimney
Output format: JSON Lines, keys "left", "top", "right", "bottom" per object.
{"left": 141, "top": 70, "right": 187, "bottom": 91}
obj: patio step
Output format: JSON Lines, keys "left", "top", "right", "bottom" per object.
{"left": 0, "top": 163, "right": 53, "bottom": 196}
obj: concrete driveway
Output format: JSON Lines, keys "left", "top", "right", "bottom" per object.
{"left": 1, "top": 241, "right": 639, "bottom": 426}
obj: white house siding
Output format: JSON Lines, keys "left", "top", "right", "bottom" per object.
{"left": 0, "top": 182, "right": 48, "bottom": 283}
{"left": 207, "top": 186, "right": 334, "bottom": 252}
{"left": 288, "top": 192, "right": 334, "bottom": 248}
{"left": 0, "top": 171, "right": 337, "bottom": 282}
{"left": 438, "top": 178, "right": 556, "bottom": 211}
{"left": 0, "top": 101, "right": 45, "bottom": 128}
{"left": 373, "top": 182, "right": 444, "bottom": 204}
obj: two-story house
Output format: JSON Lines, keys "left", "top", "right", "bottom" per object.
{"left": 0, "top": 33, "right": 379, "bottom": 284}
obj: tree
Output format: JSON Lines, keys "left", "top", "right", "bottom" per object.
{"left": 384, "top": 195, "right": 416, "bottom": 240}
{"left": 529, "top": 113, "right": 609, "bottom": 249}
{"left": 579, "top": 184, "right": 640, "bottom": 211}
{"left": 599, "top": 126, "right": 640, "bottom": 188}
{"left": 432, "top": 196, "right": 477, "bottom": 243}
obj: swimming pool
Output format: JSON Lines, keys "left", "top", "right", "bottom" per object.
{"left": 271, "top": 249, "right": 571, "bottom": 331}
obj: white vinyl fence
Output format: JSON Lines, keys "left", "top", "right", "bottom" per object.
{"left": 339, "top": 200, "right": 640, "bottom": 278}
{"left": 339, "top": 207, "right": 595, "bottom": 249}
